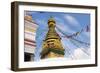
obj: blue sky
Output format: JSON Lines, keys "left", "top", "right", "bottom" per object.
{"left": 25, "top": 11, "right": 90, "bottom": 61}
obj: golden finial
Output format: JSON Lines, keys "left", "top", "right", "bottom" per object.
{"left": 48, "top": 16, "right": 56, "bottom": 27}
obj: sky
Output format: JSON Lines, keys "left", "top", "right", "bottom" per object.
{"left": 25, "top": 11, "right": 90, "bottom": 61}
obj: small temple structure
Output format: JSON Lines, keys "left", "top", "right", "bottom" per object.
{"left": 24, "top": 14, "right": 38, "bottom": 61}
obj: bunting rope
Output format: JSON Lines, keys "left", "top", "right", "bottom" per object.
{"left": 69, "top": 39, "right": 90, "bottom": 56}
{"left": 63, "top": 46, "right": 74, "bottom": 59}
{"left": 66, "top": 24, "right": 90, "bottom": 38}
{"left": 56, "top": 25, "right": 90, "bottom": 46}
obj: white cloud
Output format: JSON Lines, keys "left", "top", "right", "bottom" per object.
{"left": 64, "top": 15, "right": 80, "bottom": 27}
{"left": 82, "top": 32, "right": 90, "bottom": 38}
{"left": 56, "top": 23, "right": 75, "bottom": 34}
{"left": 72, "top": 48, "right": 90, "bottom": 59}
{"left": 37, "top": 19, "right": 45, "bottom": 24}
{"left": 54, "top": 17, "right": 64, "bottom": 23}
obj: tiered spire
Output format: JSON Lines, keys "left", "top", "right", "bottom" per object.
{"left": 41, "top": 16, "right": 65, "bottom": 59}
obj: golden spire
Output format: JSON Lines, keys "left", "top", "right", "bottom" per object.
{"left": 45, "top": 16, "right": 60, "bottom": 40}
{"left": 48, "top": 16, "right": 56, "bottom": 27}
{"left": 41, "top": 16, "right": 65, "bottom": 59}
